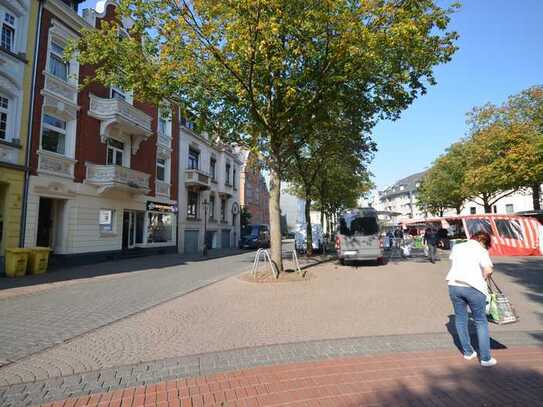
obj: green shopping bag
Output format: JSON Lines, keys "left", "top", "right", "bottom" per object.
{"left": 487, "top": 276, "right": 519, "bottom": 325}
{"left": 487, "top": 292, "right": 500, "bottom": 322}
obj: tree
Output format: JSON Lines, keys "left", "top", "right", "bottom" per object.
{"left": 417, "top": 143, "right": 468, "bottom": 216}
{"left": 240, "top": 206, "right": 252, "bottom": 230}
{"left": 71, "top": 0, "right": 458, "bottom": 271}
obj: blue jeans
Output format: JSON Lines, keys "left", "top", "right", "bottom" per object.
{"left": 448, "top": 285, "right": 491, "bottom": 361}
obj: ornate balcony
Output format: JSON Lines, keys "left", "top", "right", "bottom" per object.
{"left": 155, "top": 180, "right": 171, "bottom": 198}
{"left": 43, "top": 72, "right": 78, "bottom": 104}
{"left": 37, "top": 150, "right": 76, "bottom": 179}
{"left": 185, "top": 168, "right": 210, "bottom": 191}
{"left": 88, "top": 94, "right": 153, "bottom": 153}
{"left": 86, "top": 163, "right": 150, "bottom": 194}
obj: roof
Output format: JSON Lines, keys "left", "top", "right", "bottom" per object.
{"left": 379, "top": 171, "right": 427, "bottom": 199}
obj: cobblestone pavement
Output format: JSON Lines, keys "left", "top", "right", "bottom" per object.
{"left": 0, "top": 332, "right": 541, "bottom": 406}
{"left": 38, "top": 346, "right": 543, "bottom": 407}
{"left": 0, "top": 251, "right": 256, "bottom": 366}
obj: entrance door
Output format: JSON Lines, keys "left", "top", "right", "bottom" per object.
{"left": 122, "top": 211, "right": 137, "bottom": 250}
{"left": 184, "top": 230, "right": 199, "bottom": 254}
{"left": 37, "top": 198, "right": 54, "bottom": 247}
{"left": 205, "top": 231, "right": 215, "bottom": 250}
{"left": 221, "top": 229, "right": 231, "bottom": 249}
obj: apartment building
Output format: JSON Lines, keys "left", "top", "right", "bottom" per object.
{"left": 238, "top": 150, "right": 270, "bottom": 225}
{"left": 177, "top": 123, "right": 241, "bottom": 254}
{"left": 23, "top": 0, "right": 178, "bottom": 263}
{"left": 0, "top": 0, "right": 38, "bottom": 266}
{"left": 373, "top": 172, "right": 426, "bottom": 222}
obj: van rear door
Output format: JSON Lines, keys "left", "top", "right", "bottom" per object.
{"left": 339, "top": 215, "right": 380, "bottom": 258}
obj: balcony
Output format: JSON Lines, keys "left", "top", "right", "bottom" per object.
{"left": 155, "top": 180, "right": 171, "bottom": 198}
{"left": 219, "top": 182, "right": 233, "bottom": 198}
{"left": 86, "top": 163, "right": 150, "bottom": 195}
{"left": 44, "top": 72, "right": 78, "bottom": 103}
{"left": 37, "top": 150, "right": 76, "bottom": 179}
{"left": 88, "top": 94, "right": 153, "bottom": 153}
{"left": 185, "top": 168, "right": 210, "bottom": 190}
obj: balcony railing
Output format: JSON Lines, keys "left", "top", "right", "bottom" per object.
{"left": 185, "top": 168, "right": 210, "bottom": 190}
{"left": 158, "top": 133, "right": 172, "bottom": 149}
{"left": 86, "top": 163, "right": 150, "bottom": 194}
{"left": 37, "top": 150, "right": 76, "bottom": 179}
{"left": 44, "top": 72, "right": 78, "bottom": 103}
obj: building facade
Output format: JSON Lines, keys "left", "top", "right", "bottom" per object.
{"left": 238, "top": 150, "right": 270, "bottom": 225}
{"left": 177, "top": 124, "right": 241, "bottom": 254}
{"left": 0, "top": 0, "right": 38, "bottom": 265}
{"left": 23, "top": 0, "right": 178, "bottom": 262}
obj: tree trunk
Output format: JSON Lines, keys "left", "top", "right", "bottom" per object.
{"left": 455, "top": 206, "right": 462, "bottom": 215}
{"left": 268, "top": 168, "right": 283, "bottom": 273}
{"left": 532, "top": 183, "right": 541, "bottom": 210}
{"left": 305, "top": 198, "right": 313, "bottom": 256}
{"left": 320, "top": 209, "right": 324, "bottom": 230}
{"left": 483, "top": 199, "right": 492, "bottom": 214}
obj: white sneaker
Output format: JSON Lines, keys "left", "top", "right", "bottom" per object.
{"left": 481, "top": 358, "right": 497, "bottom": 367}
{"left": 463, "top": 351, "right": 477, "bottom": 360}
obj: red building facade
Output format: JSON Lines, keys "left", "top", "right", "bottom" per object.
{"left": 239, "top": 151, "right": 270, "bottom": 226}
{"left": 23, "top": 0, "right": 178, "bottom": 261}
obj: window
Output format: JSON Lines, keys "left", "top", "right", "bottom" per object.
{"left": 495, "top": 219, "right": 523, "bottom": 240}
{"left": 339, "top": 215, "right": 379, "bottom": 237}
{"left": 505, "top": 204, "right": 514, "bottom": 214}
{"left": 1, "top": 11, "right": 15, "bottom": 52}
{"left": 0, "top": 96, "right": 8, "bottom": 140}
{"left": 147, "top": 212, "right": 174, "bottom": 243}
{"left": 233, "top": 167, "right": 236, "bottom": 189}
{"left": 187, "top": 190, "right": 198, "bottom": 219}
{"left": 188, "top": 148, "right": 199, "bottom": 170}
{"left": 465, "top": 219, "right": 493, "bottom": 236}
{"left": 210, "top": 158, "right": 216, "bottom": 180}
{"left": 158, "top": 116, "right": 167, "bottom": 136}
{"left": 209, "top": 195, "right": 215, "bottom": 220}
{"left": 220, "top": 198, "right": 226, "bottom": 221}
{"left": 107, "top": 139, "right": 124, "bottom": 166}
{"left": 48, "top": 41, "right": 69, "bottom": 81}
{"left": 41, "top": 114, "right": 66, "bottom": 154}
{"left": 110, "top": 87, "right": 126, "bottom": 101}
{"left": 232, "top": 213, "right": 237, "bottom": 226}
{"left": 99, "top": 209, "right": 114, "bottom": 233}
{"left": 156, "top": 158, "right": 166, "bottom": 181}
{"left": 492, "top": 205, "right": 497, "bottom": 214}
{"left": 225, "top": 163, "right": 231, "bottom": 185}
{"left": 470, "top": 207, "right": 476, "bottom": 215}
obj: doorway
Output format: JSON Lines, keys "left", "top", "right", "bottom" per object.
{"left": 221, "top": 229, "right": 231, "bottom": 249}
{"left": 122, "top": 210, "right": 144, "bottom": 250}
{"left": 37, "top": 198, "right": 54, "bottom": 248}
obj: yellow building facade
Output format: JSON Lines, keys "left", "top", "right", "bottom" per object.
{"left": 0, "top": 0, "right": 38, "bottom": 262}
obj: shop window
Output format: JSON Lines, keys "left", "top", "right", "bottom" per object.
{"left": 48, "top": 41, "right": 69, "bottom": 81}
{"left": 107, "top": 139, "right": 124, "bottom": 166}
{"left": 156, "top": 158, "right": 166, "bottom": 181}
{"left": 1, "top": 11, "right": 15, "bottom": 52}
{"left": 188, "top": 148, "right": 199, "bottom": 170}
{"left": 147, "top": 212, "right": 173, "bottom": 243}
{"left": 0, "top": 95, "right": 8, "bottom": 140}
{"left": 41, "top": 114, "right": 66, "bottom": 154}
{"left": 99, "top": 209, "right": 115, "bottom": 233}
{"left": 187, "top": 190, "right": 198, "bottom": 219}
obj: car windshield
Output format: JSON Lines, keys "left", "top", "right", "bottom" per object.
{"left": 339, "top": 215, "right": 379, "bottom": 236}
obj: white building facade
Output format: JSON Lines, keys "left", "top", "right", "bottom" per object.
{"left": 177, "top": 124, "right": 241, "bottom": 254}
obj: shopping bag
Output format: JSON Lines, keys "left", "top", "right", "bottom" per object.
{"left": 487, "top": 276, "right": 519, "bottom": 325}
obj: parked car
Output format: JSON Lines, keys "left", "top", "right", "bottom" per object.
{"left": 239, "top": 224, "right": 270, "bottom": 249}
{"left": 336, "top": 208, "right": 384, "bottom": 265}
{"left": 295, "top": 223, "right": 325, "bottom": 253}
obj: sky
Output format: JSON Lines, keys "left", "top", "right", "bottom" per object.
{"left": 78, "top": 0, "right": 543, "bottom": 191}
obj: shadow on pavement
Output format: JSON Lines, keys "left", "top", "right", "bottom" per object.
{"left": 446, "top": 315, "right": 508, "bottom": 355}
{"left": 0, "top": 249, "right": 250, "bottom": 292}
{"left": 344, "top": 364, "right": 543, "bottom": 406}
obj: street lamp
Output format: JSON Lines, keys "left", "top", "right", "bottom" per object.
{"left": 202, "top": 198, "right": 209, "bottom": 256}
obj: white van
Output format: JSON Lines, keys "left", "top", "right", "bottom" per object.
{"left": 295, "top": 223, "right": 325, "bottom": 253}
{"left": 336, "top": 208, "right": 384, "bottom": 265}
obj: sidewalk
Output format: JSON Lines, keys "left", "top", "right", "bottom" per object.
{"left": 39, "top": 346, "right": 543, "bottom": 407}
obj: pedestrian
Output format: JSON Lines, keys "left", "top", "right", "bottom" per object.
{"left": 394, "top": 228, "right": 403, "bottom": 249}
{"left": 446, "top": 231, "right": 496, "bottom": 367}
{"left": 386, "top": 230, "right": 394, "bottom": 250}
{"left": 423, "top": 227, "right": 438, "bottom": 263}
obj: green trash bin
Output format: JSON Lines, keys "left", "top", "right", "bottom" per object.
{"left": 28, "top": 247, "right": 52, "bottom": 275}
{"left": 5, "top": 248, "right": 30, "bottom": 277}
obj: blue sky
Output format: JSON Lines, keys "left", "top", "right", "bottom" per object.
{"left": 79, "top": 1, "right": 543, "bottom": 190}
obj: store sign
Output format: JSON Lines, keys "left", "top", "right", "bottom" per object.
{"left": 231, "top": 202, "right": 240, "bottom": 215}
{"left": 147, "top": 201, "right": 178, "bottom": 213}
{"left": 99, "top": 209, "right": 112, "bottom": 225}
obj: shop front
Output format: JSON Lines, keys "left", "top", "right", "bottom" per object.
{"left": 145, "top": 201, "right": 178, "bottom": 249}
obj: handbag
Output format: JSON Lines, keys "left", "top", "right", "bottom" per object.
{"left": 487, "top": 276, "right": 519, "bottom": 325}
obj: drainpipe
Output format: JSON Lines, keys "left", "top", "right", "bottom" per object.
{"left": 20, "top": 0, "right": 44, "bottom": 247}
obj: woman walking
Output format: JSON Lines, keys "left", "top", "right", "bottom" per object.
{"left": 446, "top": 231, "right": 497, "bottom": 367}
